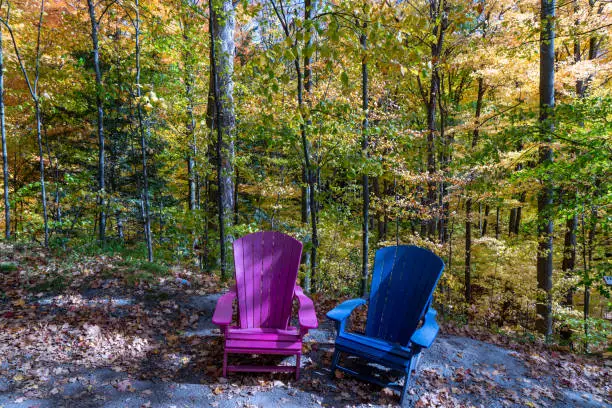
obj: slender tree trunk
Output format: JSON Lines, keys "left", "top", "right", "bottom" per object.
{"left": 471, "top": 76, "right": 485, "bottom": 147}
{"left": 514, "top": 193, "right": 524, "bottom": 235}
{"left": 234, "top": 167, "right": 239, "bottom": 224}
{"left": 583, "top": 207, "right": 596, "bottom": 350}
{"left": 0, "top": 25, "right": 8, "bottom": 240}
{"left": 360, "top": 24, "right": 369, "bottom": 297}
{"left": 303, "top": 0, "right": 318, "bottom": 291}
{"left": 209, "top": 0, "right": 236, "bottom": 281}
{"left": 465, "top": 198, "right": 472, "bottom": 303}
{"left": 1, "top": 0, "right": 49, "bottom": 246}
{"left": 563, "top": 0, "right": 600, "bottom": 307}
{"left": 482, "top": 205, "right": 489, "bottom": 237}
{"left": 134, "top": 0, "right": 153, "bottom": 262}
{"left": 495, "top": 206, "right": 500, "bottom": 240}
{"left": 300, "top": 2, "right": 310, "bottom": 229}
{"left": 464, "top": 74, "right": 484, "bottom": 304}
{"left": 373, "top": 177, "right": 384, "bottom": 239}
{"left": 424, "top": 0, "right": 448, "bottom": 238}
{"left": 535, "top": 0, "right": 555, "bottom": 338}
{"left": 183, "top": 18, "right": 198, "bottom": 212}
{"left": 87, "top": 0, "right": 106, "bottom": 246}
{"left": 35, "top": 102, "right": 49, "bottom": 247}
{"left": 562, "top": 215, "right": 577, "bottom": 305}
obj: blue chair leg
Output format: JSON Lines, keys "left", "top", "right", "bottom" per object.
{"left": 400, "top": 358, "right": 414, "bottom": 405}
{"left": 330, "top": 348, "right": 341, "bottom": 376}
{"left": 411, "top": 353, "right": 421, "bottom": 374}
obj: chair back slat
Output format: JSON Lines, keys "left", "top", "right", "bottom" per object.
{"left": 365, "top": 246, "right": 444, "bottom": 345}
{"left": 234, "top": 231, "right": 303, "bottom": 329}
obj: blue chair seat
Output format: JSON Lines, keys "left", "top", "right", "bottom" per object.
{"left": 327, "top": 245, "right": 445, "bottom": 404}
{"left": 336, "top": 331, "right": 414, "bottom": 369}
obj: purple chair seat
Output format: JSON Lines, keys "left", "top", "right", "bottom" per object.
{"left": 212, "top": 231, "right": 318, "bottom": 379}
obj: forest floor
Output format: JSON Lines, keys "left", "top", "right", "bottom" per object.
{"left": 0, "top": 243, "right": 610, "bottom": 408}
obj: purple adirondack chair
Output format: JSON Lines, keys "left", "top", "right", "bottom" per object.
{"left": 212, "top": 231, "right": 318, "bottom": 379}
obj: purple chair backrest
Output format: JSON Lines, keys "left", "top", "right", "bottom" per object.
{"left": 233, "top": 231, "right": 303, "bottom": 330}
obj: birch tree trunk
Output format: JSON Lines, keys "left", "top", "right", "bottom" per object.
{"left": 209, "top": 0, "right": 235, "bottom": 280}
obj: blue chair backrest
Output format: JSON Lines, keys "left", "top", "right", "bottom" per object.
{"left": 365, "top": 246, "right": 445, "bottom": 346}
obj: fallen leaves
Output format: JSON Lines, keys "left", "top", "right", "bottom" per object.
{"left": 115, "top": 379, "right": 135, "bottom": 392}
{"left": 0, "top": 242, "right": 610, "bottom": 408}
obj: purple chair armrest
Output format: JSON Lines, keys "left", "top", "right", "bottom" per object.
{"left": 294, "top": 285, "right": 318, "bottom": 331}
{"left": 212, "top": 286, "right": 237, "bottom": 327}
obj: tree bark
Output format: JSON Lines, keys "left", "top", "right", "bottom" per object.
{"left": 535, "top": 0, "right": 555, "bottom": 338}
{"left": 209, "top": 0, "right": 236, "bottom": 281}
{"left": 0, "top": 25, "right": 8, "bottom": 240}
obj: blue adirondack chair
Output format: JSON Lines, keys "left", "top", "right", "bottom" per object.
{"left": 326, "top": 245, "right": 445, "bottom": 403}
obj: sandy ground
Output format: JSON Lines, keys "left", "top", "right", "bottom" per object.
{"left": 0, "top": 291, "right": 609, "bottom": 408}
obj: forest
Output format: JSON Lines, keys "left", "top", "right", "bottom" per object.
{"left": 0, "top": 0, "right": 610, "bottom": 406}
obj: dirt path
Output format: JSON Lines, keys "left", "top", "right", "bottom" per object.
{"left": 1, "top": 287, "right": 609, "bottom": 408}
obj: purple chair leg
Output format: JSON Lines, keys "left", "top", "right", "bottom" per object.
{"left": 223, "top": 352, "right": 228, "bottom": 377}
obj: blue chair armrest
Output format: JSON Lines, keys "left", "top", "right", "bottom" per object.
{"left": 410, "top": 308, "right": 439, "bottom": 349}
{"left": 326, "top": 298, "right": 366, "bottom": 334}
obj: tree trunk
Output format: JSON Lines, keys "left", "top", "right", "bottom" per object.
{"left": 424, "top": 0, "right": 448, "bottom": 238}
{"left": 33, "top": 1, "right": 48, "bottom": 247}
{"left": 0, "top": 26, "right": 8, "bottom": 240}
{"left": 535, "top": 0, "right": 555, "bottom": 338}
{"left": 464, "top": 73, "right": 484, "bottom": 303}
{"left": 471, "top": 76, "right": 485, "bottom": 147}
{"left": 209, "top": 0, "right": 236, "bottom": 281}
{"left": 360, "top": 25, "right": 369, "bottom": 297}
{"left": 35, "top": 102, "right": 49, "bottom": 247}
{"left": 303, "top": 0, "right": 318, "bottom": 291}
{"left": 87, "top": 0, "right": 106, "bottom": 246}
{"left": 134, "top": 0, "right": 153, "bottom": 262}
{"left": 563, "top": 0, "right": 600, "bottom": 308}
{"left": 495, "top": 206, "right": 500, "bottom": 240}
{"left": 514, "top": 193, "right": 525, "bottom": 235}
{"left": 482, "top": 205, "right": 489, "bottom": 237}
{"left": 183, "top": 17, "right": 198, "bottom": 212}
{"left": 465, "top": 198, "right": 472, "bottom": 303}
{"left": 234, "top": 167, "right": 239, "bottom": 225}
{"left": 562, "top": 215, "right": 577, "bottom": 305}
{"left": 373, "top": 177, "right": 384, "bottom": 240}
